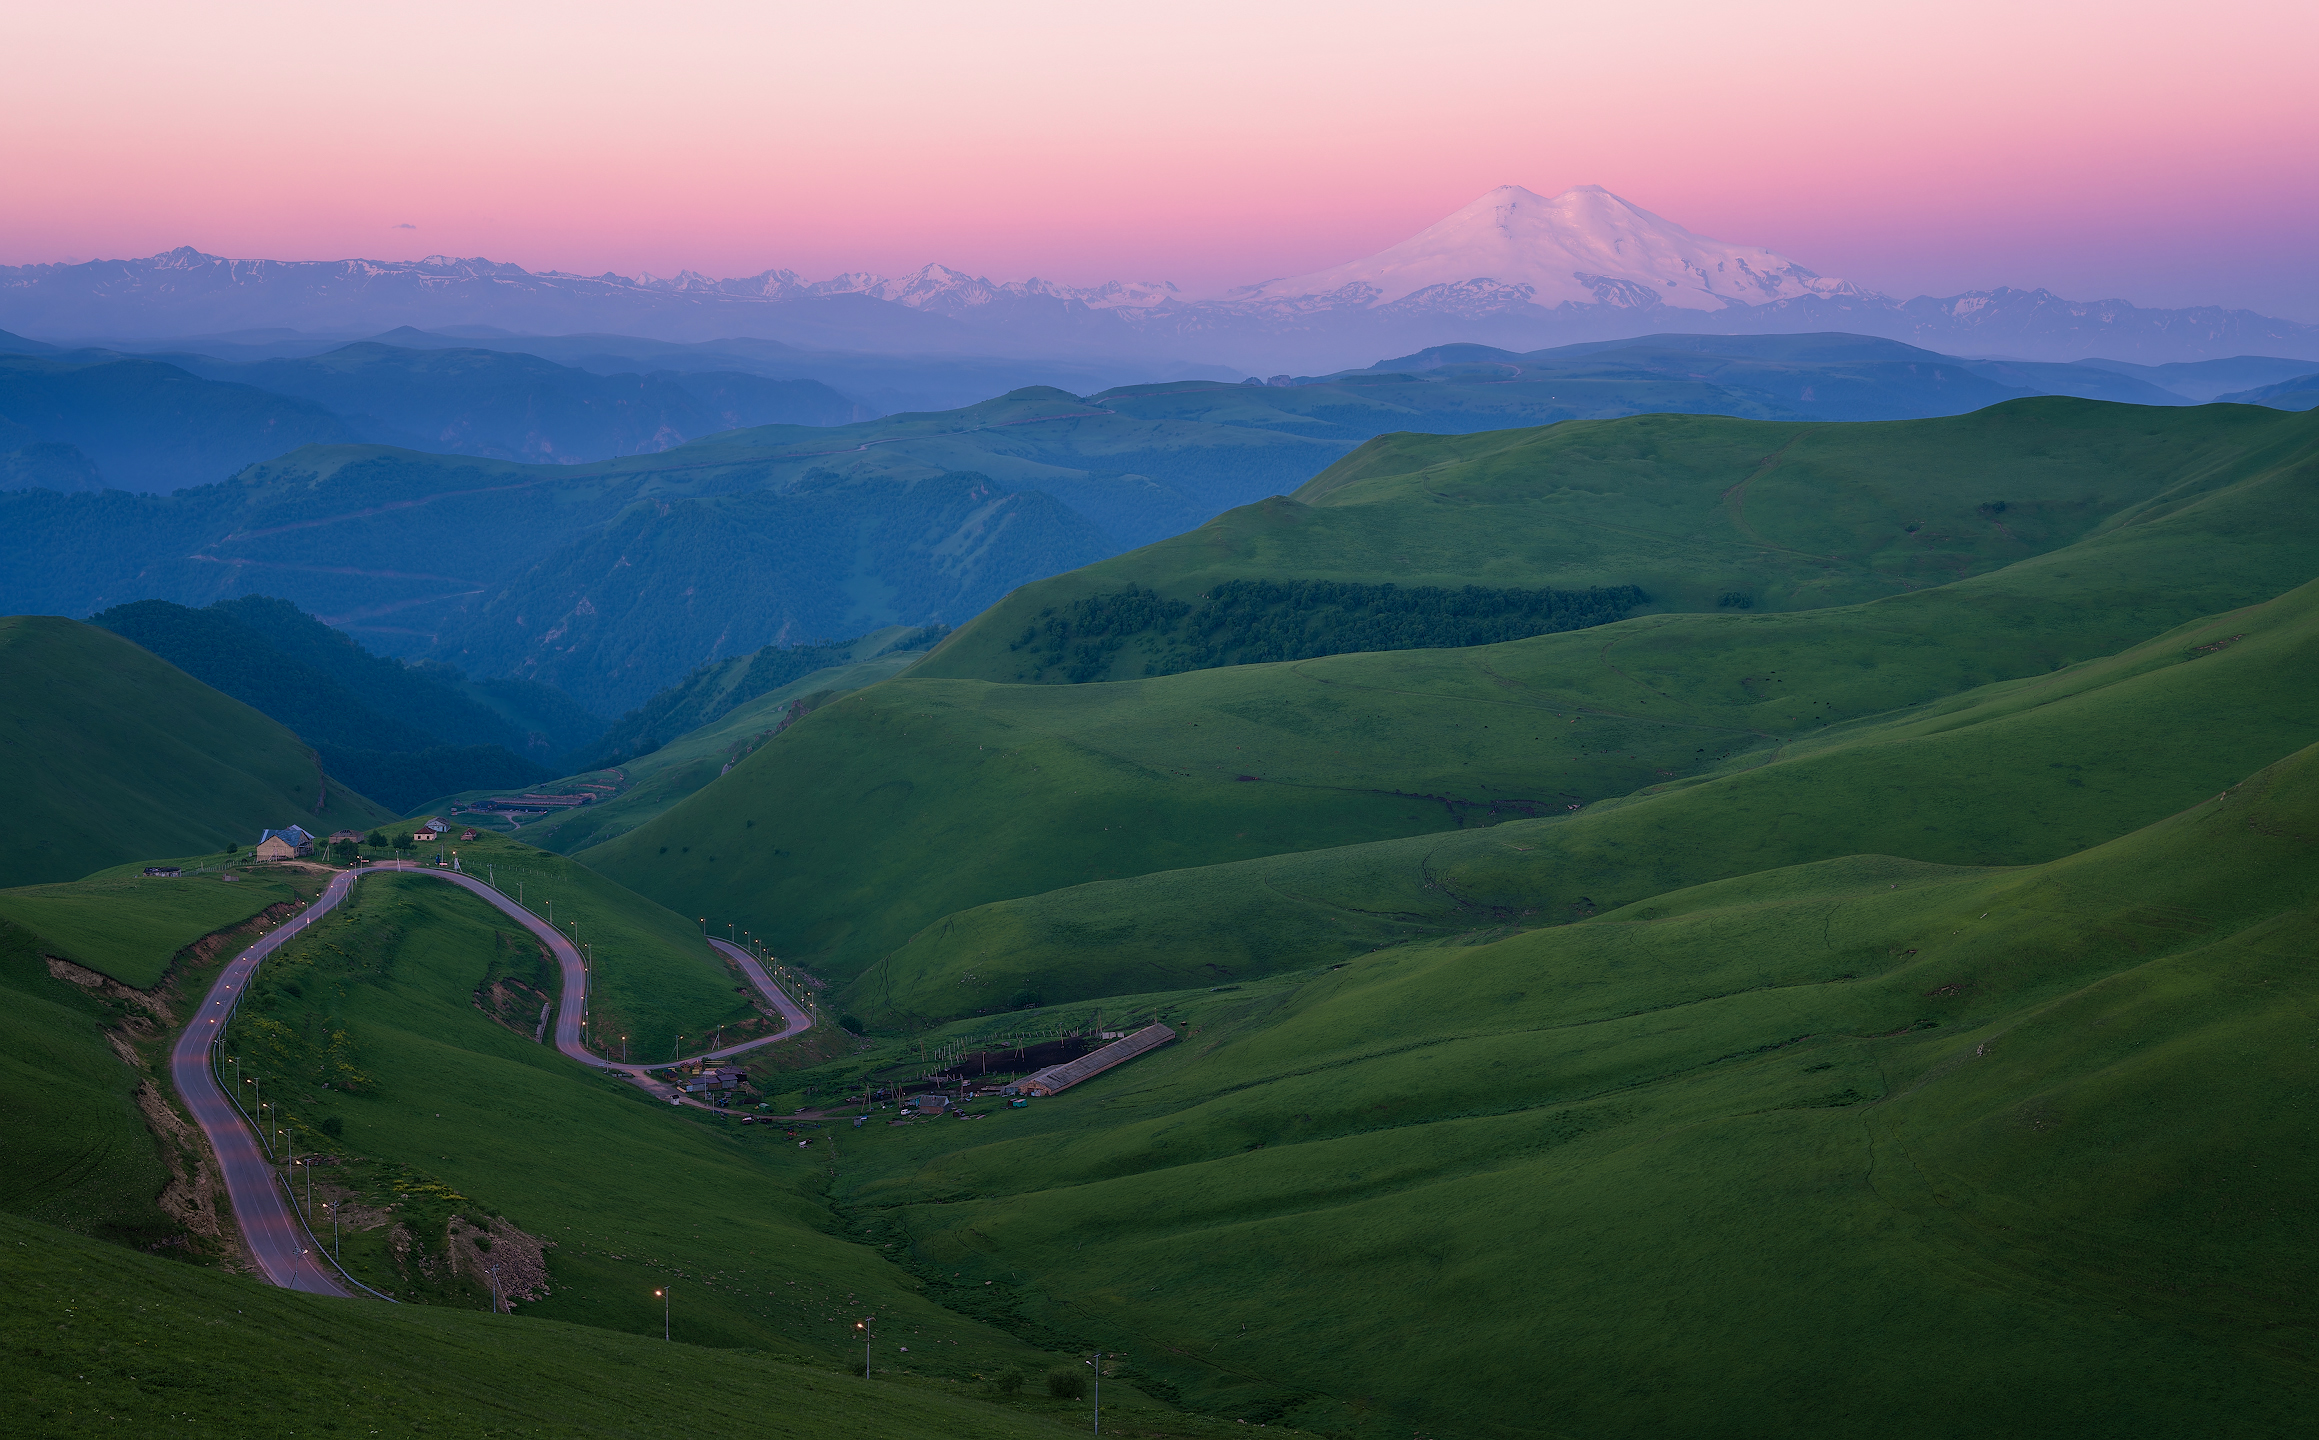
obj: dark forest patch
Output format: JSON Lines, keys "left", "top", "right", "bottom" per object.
{"left": 1010, "top": 580, "right": 1649, "bottom": 682}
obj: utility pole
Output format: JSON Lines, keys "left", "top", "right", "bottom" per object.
{"left": 1090, "top": 1351, "right": 1102, "bottom": 1435}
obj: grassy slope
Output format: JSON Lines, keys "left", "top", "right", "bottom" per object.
{"left": 219, "top": 873, "right": 1164, "bottom": 1394}
{"left": 1, "top": 1211, "right": 1192, "bottom": 1439}
{"left": 861, "top": 572, "right": 2319, "bottom": 1017}
{"left": 410, "top": 832, "right": 760, "bottom": 1061}
{"left": 0, "top": 920, "right": 185, "bottom": 1247}
{"left": 514, "top": 638, "right": 930, "bottom": 857}
{"left": 587, "top": 402, "right": 2319, "bottom": 988}
{"left": 0, "top": 859, "right": 333, "bottom": 1251}
{"left": 917, "top": 399, "right": 2318, "bottom": 683}
{"left": 806, "top": 739, "right": 2319, "bottom": 1438}
{"left": 0, "top": 616, "right": 393, "bottom": 887}
{"left": 0, "top": 868, "right": 301, "bottom": 988}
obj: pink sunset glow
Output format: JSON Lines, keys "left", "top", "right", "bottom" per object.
{"left": 5, "top": 0, "right": 2316, "bottom": 316}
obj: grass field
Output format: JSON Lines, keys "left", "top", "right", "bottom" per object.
{"left": 2, "top": 1210, "right": 1231, "bottom": 1439}
{"left": 0, "top": 617, "right": 393, "bottom": 888}
{"left": 587, "top": 400, "right": 2319, "bottom": 990}
{"left": 505, "top": 636, "right": 931, "bottom": 857}
{"left": 857, "top": 573, "right": 2319, "bottom": 1018}
{"left": 917, "top": 399, "right": 2319, "bottom": 683}
{"left": 766, "top": 738, "right": 2319, "bottom": 1437}
{"left": 0, "top": 867, "right": 304, "bottom": 988}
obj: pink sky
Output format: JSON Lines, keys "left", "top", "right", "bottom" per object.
{"left": 6, "top": 0, "right": 2317, "bottom": 317}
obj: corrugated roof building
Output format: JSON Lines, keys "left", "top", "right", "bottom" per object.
{"left": 1003, "top": 1023, "right": 1176, "bottom": 1097}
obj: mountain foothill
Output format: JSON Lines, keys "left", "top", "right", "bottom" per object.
{"left": 7, "top": 186, "right": 2319, "bottom": 1439}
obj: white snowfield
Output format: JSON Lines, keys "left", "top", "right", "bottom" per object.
{"left": 1225, "top": 185, "right": 1863, "bottom": 314}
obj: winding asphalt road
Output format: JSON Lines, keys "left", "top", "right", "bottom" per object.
{"left": 171, "top": 861, "right": 815, "bottom": 1296}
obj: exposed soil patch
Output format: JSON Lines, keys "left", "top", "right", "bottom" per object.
{"left": 446, "top": 1214, "right": 554, "bottom": 1309}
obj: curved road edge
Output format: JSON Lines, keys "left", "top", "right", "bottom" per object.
{"left": 171, "top": 861, "right": 816, "bottom": 1298}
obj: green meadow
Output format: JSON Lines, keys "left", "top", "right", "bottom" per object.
{"left": 0, "top": 868, "right": 305, "bottom": 989}
{"left": 916, "top": 399, "right": 2319, "bottom": 681}
{"left": 3, "top": 1210, "right": 1217, "bottom": 1439}
{"left": 0, "top": 616, "right": 392, "bottom": 888}
{"left": 491, "top": 630, "right": 932, "bottom": 857}
{"left": 589, "top": 401, "right": 2319, "bottom": 991}
{"left": 783, "top": 738, "right": 2319, "bottom": 1437}
{"left": 861, "top": 572, "right": 2319, "bottom": 1018}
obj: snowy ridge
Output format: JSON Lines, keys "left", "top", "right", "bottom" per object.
{"left": 1226, "top": 186, "right": 1864, "bottom": 314}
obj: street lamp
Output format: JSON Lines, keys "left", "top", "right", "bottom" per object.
{"left": 1088, "top": 1352, "right": 1104, "bottom": 1435}
{"left": 856, "top": 1315, "right": 873, "bottom": 1377}
{"left": 655, "top": 1286, "right": 669, "bottom": 1341}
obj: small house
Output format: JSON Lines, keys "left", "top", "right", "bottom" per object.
{"left": 142, "top": 865, "right": 182, "bottom": 878}
{"left": 327, "top": 830, "right": 364, "bottom": 845}
{"left": 420, "top": 818, "right": 450, "bottom": 836}
{"left": 459, "top": 829, "right": 479, "bottom": 841}
{"left": 253, "top": 836, "right": 299, "bottom": 862}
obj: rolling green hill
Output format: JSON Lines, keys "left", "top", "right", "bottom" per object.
{"left": 90, "top": 597, "right": 558, "bottom": 810}
{"left": 797, "top": 736, "right": 2319, "bottom": 1436}
{"left": 919, "top": 398, "right": 2319, "bottom": 683}
{"left": 861, "top": 573, "right": 2319, "bottom": 1018}
{"left": 586, "top": 401, "right": 2319, "bottom": 985}
{"left": 496, "top": 626, "right": 947, "bottom": 856}
{"left": 0, "top": 867, "right": 302, "bottom": 989}
{"left": 0, "top": 616, "right": 392, "bottom": 887}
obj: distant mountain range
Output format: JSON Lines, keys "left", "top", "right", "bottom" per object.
{"left": 0, "top": 332, "right": 858, "bottom": 491}
{"left": 6, "top": 186, "right": 2317, "bottom": 371}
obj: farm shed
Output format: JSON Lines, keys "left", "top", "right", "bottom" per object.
{"left": 1003, "top": 1023, "right": 1176, "bottom": 1097}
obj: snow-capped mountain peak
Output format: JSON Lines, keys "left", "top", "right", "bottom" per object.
{"left": 1230, "top": 184, "right": 1859, "bottom": 313}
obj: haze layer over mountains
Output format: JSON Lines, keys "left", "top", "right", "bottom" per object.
{"left": 9, "top": 186, "right": 2318, "bottom": 371}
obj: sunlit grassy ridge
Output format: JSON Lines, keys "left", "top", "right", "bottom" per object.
{"left": 805, "top": 739, "right": 2319, "bottom": 1436}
